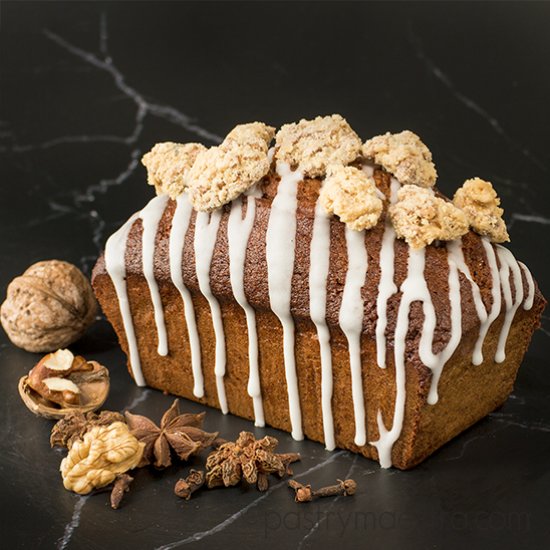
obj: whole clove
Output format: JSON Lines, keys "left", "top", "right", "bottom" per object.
{"left": 110, "top": 474, "right": 133, "bottom": 509}
{"left": 288, "top": 478, "right": 357, "bottom": 503}
{"left": 174, "top": 469, "right": 206, "bottom": 500}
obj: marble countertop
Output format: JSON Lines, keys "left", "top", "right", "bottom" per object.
{"left": 1, "top": 2, "right": 549, "bottom": 549}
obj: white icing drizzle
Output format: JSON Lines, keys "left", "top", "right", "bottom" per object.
{"left": 494, "top": 245, "right": 524, "bottom": 363}
{"left": 139, "top": 195, "right": 170, "bottom": 357}
{"left": 228, "top": 196, "right": 264, "bottom": 427}
{"left": 519, "top": 261, "right": 535, "bottom": 310}
{"left": 339, "top": 227, "right": 368, "bottom": 447}
{"left": 372, "top": 248, "right": 426, "bottom": 468}
{"left": 104, "top": 212, "right": 144, "bottom": 385}
{"left": 170, "top": 194, "right": 204, "bottom": 398}
{"left": 194, "top": 209, "right": 228, "bottom": 413}
{"left": 375, "top": 177, "right": 400, "bottom": 369}
{"left": 472, "top": 239, "right": 502, "bottom": 365}
{"left": 266, "top": 162, "right": 304, "bottom": 441}
{"left": 309, "top": 197, "right": 335, "bottom": 450}
{"left": 420, "top": 243, "right": 463, "bottom": 405}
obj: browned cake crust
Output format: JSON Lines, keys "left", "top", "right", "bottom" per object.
{"left": 92, "top": 167, "right": 546, "bottom": 469}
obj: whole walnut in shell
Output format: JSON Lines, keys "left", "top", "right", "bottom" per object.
{"left": 1, "top": 260, "right": 97, "bottom": 352}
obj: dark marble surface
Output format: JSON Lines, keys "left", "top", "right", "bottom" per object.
{"left": 1, "top": 2, "right": 549, "bottom": 549}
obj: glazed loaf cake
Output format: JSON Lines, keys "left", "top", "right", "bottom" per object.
{"left": 92, "top": 116, "right": 545, "bottom": 469}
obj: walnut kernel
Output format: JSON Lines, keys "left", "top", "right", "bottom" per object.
{"left": 1, "top": 260, "right": 97, "bottom": 353}
{"left": 453, "top": 177, "right": 509, "bottom": 243}
{"left": 142, "top": 142, "right": 206, "bottom": 199}
{"left": 60, "top": 422, "right": 144, "bottom": 495}
{"left": 274, "top": 114, "right": 362, "bottom": 177}
{"left": 187, "top": 122, "right": 275, "bottom": 211}
{"left": 319, "top": 165, "right": 383, "bottom": 231}
{"left": 389, "top": 185, "right": 469, "bottom": 248}
{"left": 362, "top": 130, "right": 437, "bottom": 188}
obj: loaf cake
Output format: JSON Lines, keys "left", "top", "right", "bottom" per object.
{"left": 92, "top": 115, "right": 545, "bottom": 469}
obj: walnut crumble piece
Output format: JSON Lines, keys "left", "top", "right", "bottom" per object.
{"left": 187, "top": 122, "right": 275, "bottom": 211}
{"left": 274, "top": 114, "right": 362, "bottom": 178}
{"left": 453, "top": 177, "right": 509, "bottom": 243}
{"left": 319, "top": 165, "right": 383, "bottom": 231}
{"left": 389, "top": 185, "right": 469, "bottom": 249}
{"left": 141, "top": 142, "right": 206, "bottom": 199}
{"left": 362, "top": 130, "right": 437, "bottom": 188}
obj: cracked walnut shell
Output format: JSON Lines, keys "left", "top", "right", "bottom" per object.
{"left": 60, "top": 422, "right": 144, "bottom": 495}
{"left": 1, "top": 260, "right": 97, "bottom": 353}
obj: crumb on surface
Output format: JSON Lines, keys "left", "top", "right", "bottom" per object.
{"left": 453, "top": 177, "right": 509, "bottom": 243}
{"left": 362, "top": 130, "right": 437, "bottom": 188}
{"left": 320, "top": 165, "right": 383, "bottom": 231}
{"left": 274, "top": 114, "right": 362, "bottom": 178}
{"left": 389, "top": 185, "right": 469, "bottom": 248}
{"left": 187, "top": 122, "right": 275, "bottom": 211}
{"left": 141, "top": 142, "right": 206, "bottom": 199}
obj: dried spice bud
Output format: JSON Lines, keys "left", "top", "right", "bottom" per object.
{"left": 1, "top": 260, "right": 97, "bottom": 353}
{"left": 288, "top": 478, "right": 357, "bottom": 503}
{"left": 274, "top": 114, "right": 362, "bottom": 177}
{"left": 50, "top": 410, "right": 125, "bottom": 449}
{"left": 288, "top": 480, "right": 313, "bottom": 503}
{"left": 320, "top": 164, "right": 383, "bottom": 231}
{"left": 205, "top": 431, "right": 300, "bottom": 490}
{"left": 124, "top": 399, "right": 218, "bottom": 468}
{"left": 453, "top": 177, "right": 509, "bottom": 243}
{"left": 110, "top": 473, "right": 133, "bottom": 510}
{"left": 142, "top": 142, "right": 206, "bottom": 199}
{"left": 362, "top": 130, "right": 437, "bottom": 188}
{"left": 174, "top": 469, "right": 205, "bottom": 500}
{"left": 60, "top": 422, "right": 144, "bottom": 495}
{"left": 19, "top": 350, "right": 110, "bottom": 419}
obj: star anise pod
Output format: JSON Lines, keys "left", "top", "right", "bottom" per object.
{"left": 124, "top": 399, "right": 218, "bottom": 468}
{"left": 205, "top": 431, "right": 300, "bottom": 491}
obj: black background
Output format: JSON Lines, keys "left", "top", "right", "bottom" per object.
{"left": 1, "top": 2, "right": 549, "bottom": 549}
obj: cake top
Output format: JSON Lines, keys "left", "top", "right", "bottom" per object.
{"left": 140, "top": 114, "right": 510, "bottom": 249}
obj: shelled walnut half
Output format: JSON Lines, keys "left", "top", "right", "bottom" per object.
{"left": 18, "top": 349, "right": 110, "bottom": 419}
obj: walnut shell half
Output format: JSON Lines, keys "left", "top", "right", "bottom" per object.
{"left": 1, "top": 260, "right": 97, "bottom": 353}
{"left": 18, "top": 360, "right": 110, "bottom": 419}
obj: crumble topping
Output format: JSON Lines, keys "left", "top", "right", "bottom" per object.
{"left": 389, "top": 185, "right": 469, "bottom": 249}
{"left": 453, "top": 177, "right": 509, "bottom": 243}
{"left": 319, "top": 165, "right": 383, "bottom": 231}
{"left": 187, "top": 122, "right": 275, "bottom": 211}
{"left": 362, "top": 130, "right": 437, "bottom": 188}
{"left": 274, "top": 114, "right": 362, "bottom": 178}
{"left": 141, "top": 142, "right": 206, "bottom": 199}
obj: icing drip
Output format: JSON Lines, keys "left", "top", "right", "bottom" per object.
{"left": 339, "top": 227, "right": 368, "bottom": 447}
{"left": 495, "top": 245, "right": 524, "bottom": 363}
{"left": 473, "top": 239, "right": 502, "bottom": 365}
{"left": 266, "top": 162, "right": 304, "bottom": 441}
{"left": 371, "top": 248, "right": 427, "bottom": 468}
{"left": 194, "top": 209, "right": 228, "bottom": 413}
{"left": 228, "top": 196, "right": 264, "bottom": 427}
{"left": 104, "top": 213, "right": 143, "bottom": 385}
{"left": 309, "top": 197, "right": 335, "bottom": 450}
{"left": 170, "top": 195, "right": 204, "bottom": 398}
{"left": 375, "top": 177, "right": 400, "bottom": 369}
{"left": 139, "top": 195, "right": 170, "bottom": 357}
{"left": 420, "top": 243, "right": 463, "bottom": 405}
{"left": 519, "top": 262, "right": 535, "bottom": 311}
